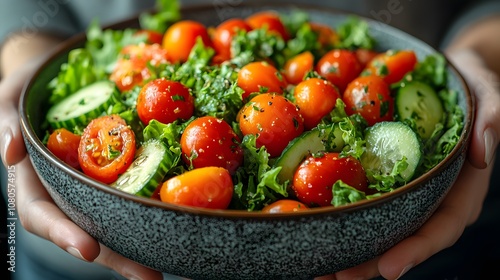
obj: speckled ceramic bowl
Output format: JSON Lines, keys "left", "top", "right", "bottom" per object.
{"left": 19, "top": 3, "right": 473, "bottom": 280}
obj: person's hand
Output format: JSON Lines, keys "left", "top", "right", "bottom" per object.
{"left": 315, "top": 49, "right": 500, "bottom": 280}
{"left": 0, "top": 60, "right": 163, "bottom": 280}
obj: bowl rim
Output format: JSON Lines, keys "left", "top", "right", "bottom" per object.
{"left": 19, "top": 1, "right": 474, "bottom": 220}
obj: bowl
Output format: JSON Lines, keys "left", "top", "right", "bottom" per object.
{"left": 19, "top": 2, "right": 473, "bottom": 280}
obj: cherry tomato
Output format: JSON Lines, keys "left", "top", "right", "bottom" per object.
{"left": 160, "top": 166, "right": 233, "bottom": 209}
{"left": 246, "top": 11, "right": 289, "bottom": 40}
{"left": 109, "top": 43, "right": 168, "bottom": 92}
{"left": 134, "top": 29, "right": 164, "bottom": 45}
{"left": 162, "top": 20, "right": 213, "bottom": 63}
{"left": 343, "top": 76, "right": 394, "bottom": 126}
{"left": 364, "top": 49, "right": 417, "bottom": 84}
{"left": 136, "top": 78, "right": 194, "bottom": 125}
{"left": 293, "top": 78, "right": 341, "bottom": 130}
{"left": 261, "top": 199, "right": 310, "bottom": 213}
{"left": 47, "top": 128, "right": 81, "bottom": 169}
{"left": 283, "top": 51, "right": 314, "bottom": 85}
{"left": 78, "top": 115, "right": 136, "bottom": 184}
{"left": 238, "top": 93, "right": 304, "bottom": 157}
{"left": 181, "top": 116, "right": 244, "bottom": 175}
{"left": 316, "top": 49, "right": 363, "bottom": 93}
{"left": 309, "top": 22, "right": 339, "bottom": 48}
{"left": 355, "top": 48, "right": 379, "bottom": 68}
{"left": 212, "top": 18, "right": 252, "bottom": 61}
{"left": 292, "top": 152, "right": 368, "bottom": 207}
{"left": 237, "top": 61, "right": 287, "bottom": 99}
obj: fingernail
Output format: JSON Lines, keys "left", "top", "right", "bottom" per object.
{"left": 66, "top": 246, "right": 89, "bottom": 262}
{"left": 484, "top": 128, "right": 498, "bottom": 166}
{"left": 396, "top": 263, "right": 414, "bottom": 280}
{"left": 0, "top": 128, "right": 12, "bottom": 165}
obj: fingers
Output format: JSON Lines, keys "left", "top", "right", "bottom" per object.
{"left": 334, "top": 258, "right": 381, "bottom": 280}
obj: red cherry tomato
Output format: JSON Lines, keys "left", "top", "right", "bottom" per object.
{"left": 316, "top": 49, "right": 363, "bottom": 93}
{"left": 261, "top": 199, "right": 310, "bottom": 213}
{"left": 246, "top": 11, "right": 289, "bottom": 40}
{"left": 283, "top": 51, "right": 314, "bottom": 85}
{"left": 292, "top": 152, "right": 368, "bottom": 207}
{"left": 78, "top": 115, "right": 136, "bottom": 184}
{"left": 364, "top": 49, "right": 417, "bottom": 84}
{"left": 134, "top": 29, "right": 164, "bottom": 45}
{"left": 136, "top": 78, "right": 195, "bottom": 125}
{"left": 238, "top": 93, "right": 304, "bottom": 157}
{"left": 162, "top": 20, "right": 213, "bottom": 63}
{"left": 181, "top": 116, "right": 244, "bottom": 175}
{"left": 237, "top": 61, "right": 287, "bottom": 99}
{"left": 343, "top": 76, "right": 394, "bottom": 126}
{"left": 160, "top": 166, "right": 234, "bottom": 209}
{"left": 293, "top": 78, "right": 341, "bottom": 130}
{"left": 355, "top": 48, "right": 379, "bottom": 68}
{"left": 309, "top": 22, "right": 339, "bottom": 48}
{"left": 47, "top": 128, "right": 81, "bottom": 169}
{"left": 212, "top": 18, "right": 252, "bottom": 61}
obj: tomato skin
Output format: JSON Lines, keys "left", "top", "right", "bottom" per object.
{"left": 246, "top": 11, "right": 289, "bottom": 40}
{"left": 237, "top": 61, "right": 287, "bottom": 99}
{"left": 355, "top": 48, "right": 379, "bottom": 68}
{"left": 134, "top": 29, "right": 164, "bottom": 45}
{"left": 136, "top": 78, "right": 195, "bottom": 125}
{"left": 294, "top": 78, "right": 341, "bottom": 130}
{"left": 316, "top": 49, "right": 363, "bottom": 93}
{"left": 47, "top": 128, "right": 81, "bottom": 169}
{"left": 365, "top": 49, "right": 417, "bottom": 84}
{"left": 78, "top": 115, "right": 136, "bottom": 184}
{"left": 262, "top": 199, "right": 310, "bottom": 213}
{"left": 283, "top": 51, "right": 314, "bottom": 85}
{"left": 212, "top": 18, "right": 252, "bottom": 61}
{"left": 162, "top": 20, "right": 213, "bottom": 63}
{"left": 292, "top": 153, "right": 368, "bottom": 207}
{"left": 181, "top": 116, "right": 244, "bottom": 175}
{"left": 238, "top": 93, "right": 304, "bottom": 157}
{"left": 343, "top": 76, "right": 394, "bottom": 126}
{"left": 160, "top": 166, "right": 234, "bottom": 209}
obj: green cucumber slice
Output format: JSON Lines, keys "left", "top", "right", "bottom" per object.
{"left": 111, "top": 139, "right": 172, "bottom": 198}
{"left": 396, "top": 81, "right": 444, "bottom": 139}
{"left": 361, "top": 121, "right": 421, "bottom": 181}
{"left": 46, "top": 80, "right": 120, "bottom": 130}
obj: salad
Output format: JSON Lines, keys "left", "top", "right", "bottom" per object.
{"left": 43, "top": 1, "right": 464, "bottom": 212}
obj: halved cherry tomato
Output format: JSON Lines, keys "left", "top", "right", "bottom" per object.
{"left": 262, "top": 199, "right": 310, "bottom": 213}
{"left": 238, "top": 93, "right": 304, "bottom": 157}
{"left": 136, "top": 78, "right": 195, "bottom": 125}
{"left": 292, "top": 152, "right": 368, "bottom": 207}
{"left": 78, "top": 115, "right": 136, "bottom": 184}
{"left": 343, "top": 76, "right": 394, "bottom": 126}
{"left": 160, "top": 166, "right": 233, "bottom": 209}
{"left": 237, "top": 61, "right": 287, "bottom": 99}
{"left": 134, "top": 29, "right": 164, "bottom": 45}
{"left": 162, "top": 20, "right": 213, "bottom": 63}
{"left": 364, "top": 49, "right": 417, "bottom": 84}
{"left": 212, "top": 18, "right": 252, "bottom": 61}
{"left": 293, "top": 78, "right": 341, "bottom": 130}
{"left": 245, "top": 11, "right": 289, "bottom": 40}
{"left": 283, "top": 51, "right": 314, "bottom": 85}
{"left": 316, "top": 49, "right": 363, "bottom": 93}
{"left": 47, "top": 128, "right": 81, "bottom": 169}
{"left": 181, "top": 116, "right": 244, "bottom": 175}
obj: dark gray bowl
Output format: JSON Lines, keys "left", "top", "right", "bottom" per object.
{"left": 19, "top": 3, "right": 473, "bottom": 280}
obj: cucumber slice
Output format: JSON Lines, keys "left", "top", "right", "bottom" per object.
{"left": 361, "top": 121, "right": 421, "bottom": 181}
{"left": 275, "top": 125, "right": 343, "bottom": 183}
{"left": 46, "top": 80, "right": 120, "bottom": 130}
{"left": 396, "top": 81, "right": 444, "bottom": 139}
{"left": 111, "top": 139, "right": 172, "bottom": 198}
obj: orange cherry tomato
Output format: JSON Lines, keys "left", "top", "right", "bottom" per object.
{"left": 162, "top": 20, "right": 213, "bottom": 63}
{"left": 136, "top": 78, "right": 195, "bottom": 125}
{"left": 212, "top": 18, "right": 252, "bottom": 61}
{"left": 316, "top": 49, "right": 363, "bottom": 93}
{"left": 309, "top": 22, "right": 339, "bottom": 48}
{"left": 293, "top": 78, "right": 341, "bottom": 130}
{"left": 246, "top": 11, "right": 289, "bottom": 40}
{"left": 343, "top": 76, "right": 394, "bottom": 126}
{"left": 47, "top": 128, "right": 81, "bottom": 169}
{"left": 160, "top": 166, "right": 234, "bottom": 209}
{"left": 283, "top": 51, "right": 314, "bottom": 85}
{"left": 364, "top": 49, "right": 417, "bottom": 84}
{"left": 262, "top": 199, "right": 310, "bottom": 213}
{"left": 237, "top": 61, "right": 287, "bottom": 99}
{"left": 78, "top": 115, "right": 136, "bottom": 184}
{"left": 238, "top": 93, "right": 304, "bottom": 157}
